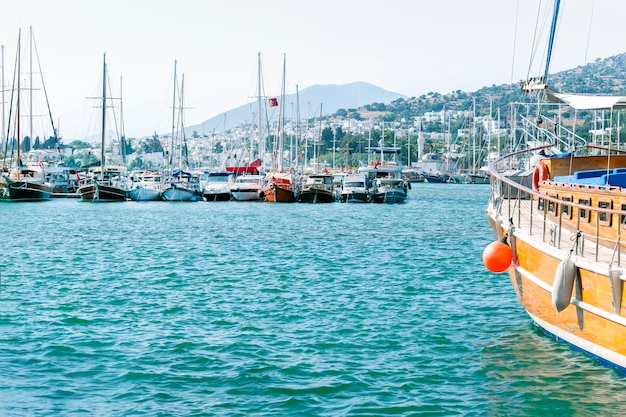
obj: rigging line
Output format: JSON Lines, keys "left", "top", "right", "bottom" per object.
{"left": 510, "top": 0, "right": 520, "bottom": 85}
{"left": 31, "top": 29, "right": 58, "bottom": 139}
{"left": 526, "top": 0, "right": 544, "bottom": 82}
{"left": 584, "top": 0, "right": 595, "bottom": 65}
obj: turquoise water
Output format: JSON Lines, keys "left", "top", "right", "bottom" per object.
{"left": 2, "top": 184, "right": 626, "bottom": 416}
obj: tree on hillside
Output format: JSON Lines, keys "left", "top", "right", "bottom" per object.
{"left": 68, "top": 140, "right": 92, "bottom": 150}
{"left": 139, "top": 133, "right": 164, "bottom": 154}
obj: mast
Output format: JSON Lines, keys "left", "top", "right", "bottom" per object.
{"left": 295, "top": 83, "right": 300, "bottom": 170}
{"left": 100, "top": 53, "right": 107, "bottom": 175}
{"left": 379, "top": 122, "right": 384, "bottom": 164}
{"left": 1, "top": 44, "right": 5, "bottom": 161}
{"left": 317, "top": 103, "right": 322, "bottom": 171}
{"left": 276, "top": 53, "right": 286, "bottom": 172}
{"left": 407, "top": 130, "right": 411, "bottom": 167}
{"left": 180, "top": 73, "right": 187, "bottom": 169}
{"left": 543, "top": 0, "right": 561, "bottom": 84}
{"left": 16, "top": 29, "right": 21, "bottom": 173}
{"left": 29, "top": 27, "right": 33, "bottom": 152}
{"left": 119, "top": 76, "right": 126, "bottom": 165}
{"left": 472, "top": 97, "right": 476, "bottom": 173}
{"left": 257, "top": 52, "right": 263, "bottom": 166}
{"left": 169, "top": 60, "right": 177, "bottom": 167}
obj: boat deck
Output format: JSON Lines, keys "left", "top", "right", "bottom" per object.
{"left": 496, "top": 198, "right": 626, "bottom": 267}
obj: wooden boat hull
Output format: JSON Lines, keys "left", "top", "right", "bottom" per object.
{"left": 78, "top": 183, "right": 127, "bottom": 202}
{"left": 299, "top": 189, "right": 336, "bottom": 203}
{"left": 487, "top": 151, "right": 626, "bottom": 373}
{"left": 6, "top": 181, "right": 52, "bottom": 201}
{"left": 490, "top": 219, "right": 626, "bottom": 373}
{"left": 264, "top": 183, "right": 297, "bottom": 203}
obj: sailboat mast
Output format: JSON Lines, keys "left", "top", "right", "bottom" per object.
{"left": 472, "top": 97, "right": 476, "bottom": 172}
{"left": 1, "top": 45, "right": 5, "bottom": 160}
{"left": 100, "top": 53, "right": 107, "bottom": 173}
{"left": 380, "top": 122, "right": 384, "bottom": 164}
{"left": 257, "top": 52, "right": 263, "bottom": 166}
{"left": 170, "top": 60, "right": 177, "bottom": 167}
{"left": 120, "top": 76, "right": 126, "bottom": 164}
{"left": 295, "top": 83, "right": 300, "bottom": 170}
{"left": 29, "top": 27, "right": 33, "bottom": 151}
{"left": 16, "top": 29, "right": 21, "bottom": 171}
{"left": 276, "top": 53, "right": 286, "bottom": 172}
{"left": 317, "top": 103, "right": 322, "bottom": 171}
{"left": 180, "top": 73, "right": 186, "bottom": 169}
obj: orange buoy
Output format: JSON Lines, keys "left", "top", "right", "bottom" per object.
{"left": 482, "top": 240, "right": 513, "bottom": 273}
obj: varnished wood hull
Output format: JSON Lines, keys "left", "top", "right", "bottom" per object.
{"left": 6, "top": 181, "right": 52, "bottom": 201}
{"left": 298, "top": 188, "right": 335, "bottom": 203}
{"left": 264, "top": 183, "right": 297, "bottom": 203}
{"left": 78, "top": 183, "right": 127, "bottom": 202}
{"left": 499, "top": 228, "right": 626, "bottom": 372}
{"left": 488, "top": 152, "right": 626, "bottom": 373}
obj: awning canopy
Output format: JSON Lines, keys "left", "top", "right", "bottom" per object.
{"left": 547, "top": 90, "right": 626, "bottom": 110}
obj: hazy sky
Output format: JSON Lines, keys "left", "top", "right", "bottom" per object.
{"left": 1, "top": 0, "right": 624, "bottom": 139}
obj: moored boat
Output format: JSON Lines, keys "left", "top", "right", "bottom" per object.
{"left": 128, "top": 170, "right": 163, "bottom": 201}
{"left": 263, "top": 172, "right": 299, "bottom": 203}
{"left": 360, "top": 147, "right": 409, "bottom": 204}
{"left": 340, "top": 173, "right": 372, "bottom": 203}
{"left": 77, "top": 54, "right": 128, "bottom": 203}
{"left": 77, "top": 166, "right": 129, "bottom": 202}
{"left": 1, "top": 168, "right": 52, "bottom": 201}
{"left": 161, "top": 169, "right": 200, "bottom": 202}
{"left": 298, "top": 173, "right": 336, "bottom": 203}
{"left": 230, "top": 174, "right": 265, "bottom": 201}
{"left": 200, "top": 171, "right": 233, "bottom": 201}
{"left": 485, "top": 0, "right": 626, "bottom": 374}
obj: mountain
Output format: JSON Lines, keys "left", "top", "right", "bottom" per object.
{"left": 188, "top": 81, "right": 406, "bottom": 134}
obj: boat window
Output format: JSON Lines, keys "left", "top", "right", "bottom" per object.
{"left": 578, "top": 198, "right": 591, "bottom": 222}
{"left": 621, "top": 204, "right": 626, "bottom": 227}
{"left": 598, "top": 199, "right": 612, "bottom": 227}
{"left": 561, "top": 194, "right": 573, "bottom": 219}
{"left": 537, "top": 197, "right": 545, "bottom": 212}
{"left": 547, "top": 193, "right": 558, "bottom": 215}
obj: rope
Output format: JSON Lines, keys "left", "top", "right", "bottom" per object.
{"left": 571, "top": 231, "right": 582, "bottom": 256}
{"left": 584, "top": 0, "right": 595, "bottom": 65}
{"left": 511, "top": 0, "right": 520, "bottom": 85}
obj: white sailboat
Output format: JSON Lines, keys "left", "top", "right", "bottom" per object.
{"left": 161, "top": 61, "right": 200, "bottom": 202}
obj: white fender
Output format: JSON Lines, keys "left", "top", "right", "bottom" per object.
{"left": 551, "top": 256, "right": 577, "bottom": 312}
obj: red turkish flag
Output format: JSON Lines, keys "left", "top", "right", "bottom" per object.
{"left": 268, "top": 97, "right": 278, "bottom": 107}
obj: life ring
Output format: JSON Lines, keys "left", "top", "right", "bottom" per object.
{"left": 532, "top": 160, "right": 549, "bottom": 191}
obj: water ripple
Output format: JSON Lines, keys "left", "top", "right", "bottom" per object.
{"left": 2, "top": 186, "right": 626, "bottom": 415}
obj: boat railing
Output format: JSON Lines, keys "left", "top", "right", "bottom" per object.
{"left": 489, "top": 146, "right": 626, "bottom": 267}
{"left": 517, "top": 106, "right": 588, "bottom": 153}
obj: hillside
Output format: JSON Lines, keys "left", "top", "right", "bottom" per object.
{"left": 353, "top": 53, "right": 626, "bottom": 123}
